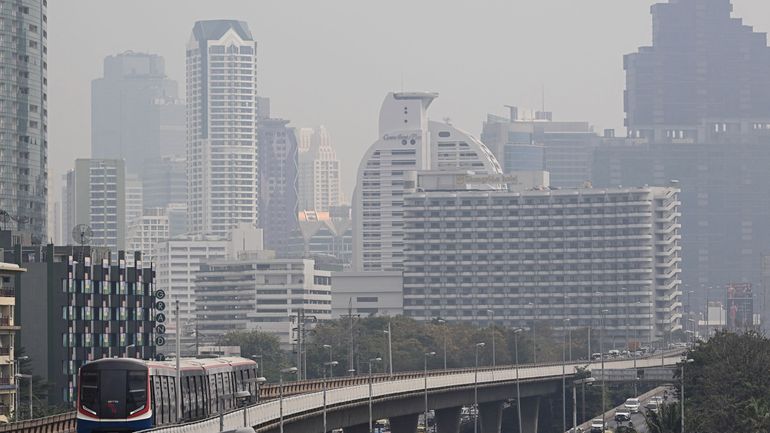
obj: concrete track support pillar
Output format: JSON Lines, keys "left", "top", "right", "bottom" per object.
{"left": 520, "top": 396, "right": 541, "bottom": 433}
{"left": 389, "top": 413, "right": 419, "bottom": 433}
{"left": 479, "top": 401, "right": 504, "bottom": 433}
{"left": 434, "top": 407, "right": 462, "bottom": 433}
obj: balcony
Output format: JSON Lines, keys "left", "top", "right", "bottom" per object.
{"left": 0, "top": 347, "right": 9, "bottom": 356}
{"left": 0, "top": 289, "right": 13, "bottom": 298}
{"left": 0, "top": 317, "right": 18, "bottom": 331}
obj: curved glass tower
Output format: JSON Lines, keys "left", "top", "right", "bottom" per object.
{"left": 0, "top": 0, "right": 47, "bottom": 241}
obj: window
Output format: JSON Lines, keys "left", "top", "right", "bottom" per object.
{"left": 80, "top": 372, "right": 99, "bottom": 415}
{"left": 127, "top": 371, "right": 147, "bottom": 415}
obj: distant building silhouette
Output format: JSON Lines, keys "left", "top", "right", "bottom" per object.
{"left": 297, "top": 126, "right": 342, "bottom": 212}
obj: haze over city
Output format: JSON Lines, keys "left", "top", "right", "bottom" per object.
{"left": 47, "top": 0, "right": 770, "bottom": 196}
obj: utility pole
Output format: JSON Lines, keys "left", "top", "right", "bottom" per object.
{"left": 342, "top": 298, "right": 360, "bottom": 376}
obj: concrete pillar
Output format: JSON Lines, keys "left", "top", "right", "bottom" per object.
{"left": 389, "top": 413, "right": 419, "bottom": 433}
{"left": 435, "top": 407, "right": 462, "bottom": 433}
{"left": 344, "top": 423, "right": 370, "bottom": 433}
{"left": 479, "top": 401, "right": 504, "bottom": 433}
{"left": 520, "top": 397, "right": 540, "bottom": 433}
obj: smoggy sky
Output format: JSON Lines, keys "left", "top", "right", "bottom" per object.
{"left": 47, "top": 0, "right": 770, "bottom": 199}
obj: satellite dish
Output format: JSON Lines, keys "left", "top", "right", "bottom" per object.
{"left": 72, "top": 224, "right": 93, "bottom": 245}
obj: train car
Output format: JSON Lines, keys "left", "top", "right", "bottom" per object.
{"left": 76, "top": 356, "right": 258, "bottom": 433}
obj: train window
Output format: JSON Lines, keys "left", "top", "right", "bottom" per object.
{"left": 168, "top": 376, "right": 177, "bottom": 420}
{"left": 127, "top": 371, "right": 147, "bottom": 415}
{"left": 80, "top": 372, "right": 99, "bottom": 415}
{"left": 182, "top": 377, "right": 190, "bottom": 420}
{"left": 152, "top": 376, "right": 162, "bottom": 423}
{"left": 161, "top": 376, "right": 170, "bottom": 424}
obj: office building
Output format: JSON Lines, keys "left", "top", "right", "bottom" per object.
{"left": 624, "top": 0, "right": 770, "bottom": 138}
{"left": 62, "top": 159, "right": 126, "bottom": 252}
{"left": 297, "top": 126, "right": 342, "bottom": 212}
{"left": 725, "top": 283, "right": 754, "bottom": 330}
{"left": 0, "top": 263, "right": 24, "bottom": 418}
{"left": 196, "top": 251, "right": 332, "bottom": 346}
{"left": 186, "top": 20, "right": 259, "bottom": 237}
{"left": 762, "top": 254, "right": 770, "bottom": 332}
{"left": 155, "top": 235, "right": 228, "bottom": 355}
{"left": 401, "top": 172, "right": 682, "bottom": 343}
{"left": 293, "top": 209, "right": 352, "bottom": 268}
{"left": 126, "top": 207, "right": 169, "bottom": 263}
{"left": 4, "top": 239, "right": 156, "bottom": 405}
{"left": 258, "top": 117, "right": 298, "bottom": 253}
{"left": 481, "top": 107, "right": 600, "bottom": 187}
{"left": 0, "top": 0, "right": 48, "bottom": 241}
{"left": 352, "top": 92, "right": 502, "bottom": 272}
{"left": 91, "top": 52, "right": 185, "bottom": 174}
{"left": 142, "top": 155, "right": 187, "bottom": 210}
{"left": 331, "top": 271, "right": 403, "bottom": 318}
{"left": 125, "top": 175, "right": 143, "bottom": 227}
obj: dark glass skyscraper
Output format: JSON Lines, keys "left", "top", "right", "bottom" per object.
{"left": 0, "top": 0, "right": 47, "bottom": 241}
{"left": 624, "top": 0, "right": 770, "bottom": 138}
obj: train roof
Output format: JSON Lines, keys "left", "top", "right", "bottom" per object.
{"left": 81, "top": 356, "right": 256, "bottom": 372}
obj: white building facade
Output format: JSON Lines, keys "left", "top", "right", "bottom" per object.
{"left": 402, "top": 181, "right": 682, "bottom": 344}
{"left": 297, "top": 126, "right": 342, "bottom": 212}
{"left": 352, "top": 92, "right": 503, "bottom": 272}
{"left": 126, "top": 207, "right": 170, "bottom": 263}
{"left": 186, "top": 20, "right": 259, "bottom": 237}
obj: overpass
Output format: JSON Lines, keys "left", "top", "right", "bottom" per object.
{"left": 142, "top": 351, "right": 684, "bottom": 433}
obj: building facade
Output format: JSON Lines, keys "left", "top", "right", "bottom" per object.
{"left": 352, "top": 92, "right": 503, "bottom": 272}
{"left": 402, "top": 177, "right": 682, "bottom": 343}
{"left": 624, "top": 0, "right": 770, "bottom": 138}
{"left": 297, "top": 126, "right": 342, "bottom": 212}
{"left": 5, "top": 241, "right": 156, "bottom": 405}
{"left": 142, "top": 155, "right": 187, "bottom": 210}
{"left": 0, "top": 0, "right": 48, "bottom": 240}
{"left": 258, "top": 118, "right": 298, "bottom": 253}
{"left": 126, "top": 207, "right": 169, "bottom": 263}
{"left": 91, "top": 51, "right": 185, "bottom": 174}
{"left": 294, "top": 209, "right": 352, "bottom": 268}
{"left": 62, "top": 159, "right": 126, "bottom": 251}
{"left": 0, "top": 263, "right": 24, "bottom": 418}
{"left": 330, "top": 271, "right": 403, "bottom": 318}
{"left": 186, "top": 20, "right": 259, "bottom": 237}
{"left": 155, "top": 235, "right": 228, "bottom": 355}
{"left": 196, "top": 252, "right": 332, "bottom": 346}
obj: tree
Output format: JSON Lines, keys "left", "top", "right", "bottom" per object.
{"left": 219, "top": 330, "right": 289, "bottom": 382}
{"left": 679, "top": 330, "right": 770, "bottom": 433}
{"left": 644, "top": 402, "right": 681, "bottom": 433}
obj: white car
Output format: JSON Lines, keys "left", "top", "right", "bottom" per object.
{"left": 590, "top": 419, "right": 605, "bottom": 433}
{"left": 624, "top": 398, "right": 641, "bottom": 413}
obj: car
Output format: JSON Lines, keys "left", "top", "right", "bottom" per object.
{"left": 651, "top": 396, "right": 664, "bottom": 404}
{"left": 624, "top": 398, "right": 641, "bottom": 413}
{"left": 592, "top": 353, "right": 602, "bottom": 361}
{"left": 614, "top": 410, "right": 631, "bottom": 422}
{"left": 590, "top": 418, "right": 605, "bottom": 433}
{"left": 645, "top": 401, "right": 660, "bottom": 413}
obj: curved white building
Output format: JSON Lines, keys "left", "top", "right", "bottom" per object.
{"left": 352, "top": 92, "right": 502, "bottom": 271}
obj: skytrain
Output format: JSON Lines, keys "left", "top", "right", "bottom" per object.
{"left": 76, "top": 357, "right": 259, "bottom": 433}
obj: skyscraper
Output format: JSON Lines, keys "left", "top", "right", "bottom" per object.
{"left": 186, "top": 20, "right": 259, "bottom": 237}
{"left": 0, "top": 0, "right": 47, "bottom": 241}
{"left": 352, "top": 92, "right": 502, "bottom": 271}
{"left": 62, "top": 159, "right": 126, "bottom": 252}
{"left": 624, "top": 0, "right": 770, "bottom": 139}
{"left": 258, "top": 117, "right": 298, "bottom": 253}
{"left": 91, "top": 52, "right": 185, "bottom": 173}
{"left": 297, "top": 126, "right": 342, "bottom": 212}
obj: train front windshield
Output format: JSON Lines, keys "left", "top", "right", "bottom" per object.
{"left": 80, "top": 365, "right": 148, "bottom": 419}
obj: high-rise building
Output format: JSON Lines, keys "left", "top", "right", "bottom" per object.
{"left": 196, "top": 251, "right": 332, "bottom": 347}
{"left": 293, "top": 209, "right": 352, "bottom": 268}
{"left": 5, "top": 241, "right": 156, "bottom": 406}
{"left": 258, "top": 118, "right": 298, "bottom": 253}
{"left": 125, "top": 175, "right": 143, "bottom": 227}
{"left": 0, "top": 262, "right": 25, "bottom": 417}
{"left": 402, "top": 171, "right": 682, "bottom": 342}
{"left": 297, "top": 126, "right": 341, "bottom": 212}
{"left": 0, "top": 0, "right": 48, "bottom": 241}
{"left": 62, "top": 159, "right": 126, "bottom": 252}
{"left": 480, "top": 107, "right": 600, "bottom": 187}
{"left": 352, "top": 92, "right": 502, "bottom": 272}
{"left": 142, "top": 155, "right": 187, "bottom": 210}
{"left": 186, "top": 20, "right": 259, "bottom": 237}
{"left": 624, "top": 0, "right": 770, "bottom": 138}
{"left": 91, "top": 51, "right": 185, "bottom": 174}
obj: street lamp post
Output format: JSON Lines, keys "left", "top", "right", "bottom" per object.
{"left": 323, "top": 360, "right": 338, "bottom": 433}
{"left": 486, "top": 310, "right": 496, "bottom": 367}
{"left": 513, "top": 329, "right": 523, "bottom": 433}
{"left": 251, "top": 354, "right": 264, "bottom": 379}
{"left": 423, "top": 352, "right": 435, "bottom": 431}
{"left": 562, "top": 319, "right": 570, "bottom": 433}
{"left": 383, "top": 323, "right": 393, "bottom": 378}
{"left": 600, "top": 308, "right": 608, "bottom": 433}
{"left": 573, "top": 377, "right": 596, "bottom": 432}
{"left": 323, "top": 345, "right": 333, "bottom": 378}
{"left": 528, "top": 302, "right": 537, "bottom": 363}
{"left": 474, "top": 342, "right": 485, "bottom": 433}
{"left": 279, "top": 367, "right": 298, "bottom": 433}
{"left": 437, "top": 318, "right": 447, "bottom": 369}
{"left": 682, "top": 358, "right": 694, "bottom": 433}
{"left": 368, "top": 357, "right": 382, "bottom": 433}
